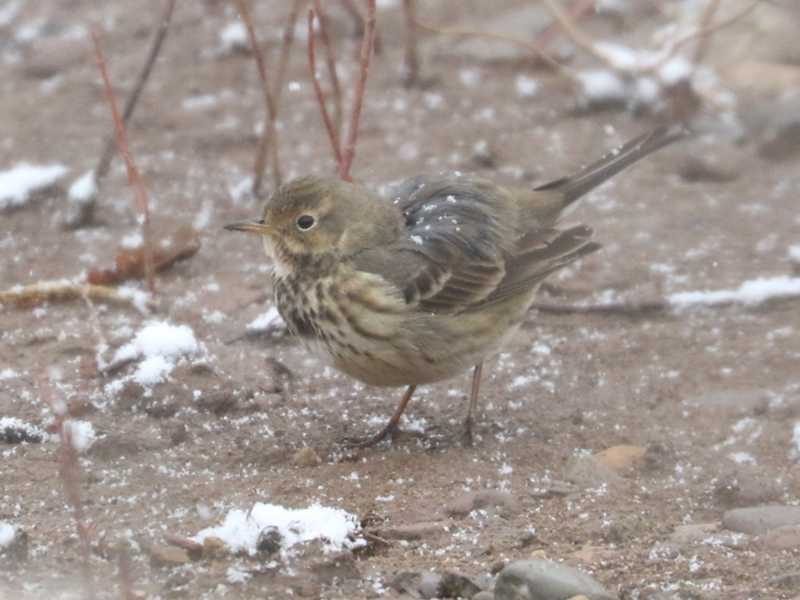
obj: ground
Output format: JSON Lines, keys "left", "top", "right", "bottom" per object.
{"left": 2, "top": 1, "right": 800, "bottom": 599}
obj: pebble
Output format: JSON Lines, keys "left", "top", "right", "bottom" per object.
{"left": 446, "top": 490, "right": 519, "bottom": 518}
{"left": 759, "top": 525, "right": 800, "bottom": 550}
{"left": 378, "top": 521, "right": 447, "bottom": 541}
{"left": 668, "top": 523, "right": 719, "bottom": 546}
{"left": 722, "top": 505, "right": 800, "bottom": 535}
{"left": 494, "top": 559, "right": 615, "bottom": 600}
{"left": 563, "top": 455, "right": 622, "bottom": 489}
{"left": 391, "top": 571, "right": 483, "bottom": 599}
{"left": 149, "top": 544, "right": 190, "bottom": 567}
{"left": 593, "top": 445, "right": 646, "bottom": 475}
{"left": 713, "top": 465, "right": 785, "bottom": 507}
{"left": 292, "top": 446, "right": 322, "bottom": 467}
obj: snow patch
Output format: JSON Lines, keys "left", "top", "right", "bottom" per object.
{"left": 0, "top": 522, "right": 16, "bottom": 547}
{"left": 669, "top": 277, "right": 800, "bottom": 307}
{"left": 219, "top": 22, "right": 247, "bottom": 52}
{"left": 63, "top": 420, "right": 96, "bottom": 453}
{"left": 0, "top": 368, "right": 18, "bottom": 380}
{"left": 0, "top": 163, "right": 68, "bottom": 210}
{"left": 67, "top": 170, "right": 97, "bottom": 205}
{"left": 194, "top": 503, "right": 365, "bottom": 555}
{"left": 515, "top": 75, "right": 539, "bottom": 98}
{"left": 0, "top": 416, "right": 45, "bottom": 442}
{"left": 246, "top": 306, "right": 285, "bottom": 333}
{"left": 791, "top": 422, "right": 800, "bottom": 461}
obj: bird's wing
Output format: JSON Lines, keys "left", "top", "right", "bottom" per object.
{"left": 352, "top": 175, "right": 520, "bottom": 314}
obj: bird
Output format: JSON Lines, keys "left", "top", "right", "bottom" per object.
{"left": 225, "top": 125, "right": 685, "bottom": 447}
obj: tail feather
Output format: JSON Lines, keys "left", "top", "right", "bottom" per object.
{"left": 535, "top": 124, "right": 689, "bottom": 208}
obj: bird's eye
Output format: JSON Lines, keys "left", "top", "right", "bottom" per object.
{"left": 296, "top": 214, "right": 316, "bottom": 231}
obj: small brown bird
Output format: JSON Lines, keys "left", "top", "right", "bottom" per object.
{"left": 226, "top": 126, "right": 684, "bottom": 446}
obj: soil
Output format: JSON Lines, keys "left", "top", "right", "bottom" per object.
{"left": 2, "top": 2, "right": 799, "bottom": 599}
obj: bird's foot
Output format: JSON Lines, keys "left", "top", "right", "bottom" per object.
{"left": 461, "top": 417, "right": 474, "bottom": 448}
{"left": 343, "top": 420, "right": 400, "bottom": 448}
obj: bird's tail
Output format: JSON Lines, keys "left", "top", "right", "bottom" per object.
{"left": 534, "top": 124, "right": 688, "bottom": 211}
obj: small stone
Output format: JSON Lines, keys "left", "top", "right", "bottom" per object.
{"left": 722, "top": 505, "right": 800, "bottom": 535}
{"left": 494, "top": 559, "right": 615, "bottom": 600}
{"left": 446, "top": 490, "right": 519, "bottom": 518}
{"left": 713, "top": 466, "right": 785, "bottom": 507}
{"left": 439, "top": 572, "right": 483, "bottom": 598}
{"left": 378, "top": 521, "right": 446, "bottom": 541}
{"left": 593, "top": 445, "right": 646, "bottom": 475}
{"left": 563, "top": 455, "right": 622, "bottom": 489}
{"left": 149, "top": 544, "right": 190, "bottom": 567}
{"left": 669, "top": 523, "right": 719, "bottom": 546}
{"left": 256, "top": 526, "right": 283, "bottom": 556}
{"left": 292, "top": 446, "right": 322, "bottom": 467}
{"left": 759, "top": 525, "right": 800, "bottom": 549}
{"left": 391, "top": 571, "right": 443, "bottom": 599}
{"left": 201, "top": 535, "right": 228, "bottom": 559}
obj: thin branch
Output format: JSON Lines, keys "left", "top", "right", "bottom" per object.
{"left": 68, "top": 0, "right": 176, "bottom": 229}
{"left": 308, "top": 8, "right": 343, "bottom": 168}
{"left": 92, "top": 30, "right": 156, "bottom": 294}
{"left": 412, "top": 17, "right": 570, "bottom": 76}
{"left": 339, "top": 0, "right": 377, "bottom": 182}
{"left": 232, "top": 0, "right": 282, "bottom": 195}
{"left": 533, "top": 0, "right": 594, "bottom": 52}
{"left": 401, "top": 0, "right": 419, "bottom": 86}
{"left": 313, "top": 0, "right": 343, "bottom": 134}
{"left": 272, "top": 0, "right": 302, "bottom": 118}
{"left": 0, "top": 280, "right": 154, "bottom": 312}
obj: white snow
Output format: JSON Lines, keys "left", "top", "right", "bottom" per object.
{"left": 63, "top": 420, "right": 96, "bottom": 452}
{"left": 117, "top": 286, "right": 152, "bottom": 314}
{"left": 577, "top": 70, "right": 627, "bottom": 104}
{"left": 729, "top": 451, "right": 756, "bottom": 465}
{"left": 112, "top": 321, "right": 201, "bottom": 386}
{"left": 789, "top": 245, "right": 800, "bottom": 263}
{"left": 0, "top": 368, "right": 18, "bottom": 380}
{"left": 0, "top": 163, "right": 68, "bottom": 210}
{"left": 0, "top": 416, "right": 44, "bottom": 441}
{"left": 219, "top": 22, "right": 247, "bottom": 52}
{"left": 515, "top": 75, "right": 539, "bottom": 98}
{"left": 669, "top": 277, "right": 800, "bottom": 308}
{"left": 0, "top": 1, "right": 22, "bottom": 27}
{"left": 67, "top": 170, "right": 97, "bottom": 205}
{"left": 791, "top": 422, "right": 800, "bottom": 461}
{"left": 247, "top": 306, "right": 285, "bottom": 333}
{"left": 120, "top": 232, "right": 143, "bottom": 249}
{"left": 194, "top": 503, "right": 365, "bottom": 556}
{"left": 0, "top": 522, "right": 15, "bottom": 547}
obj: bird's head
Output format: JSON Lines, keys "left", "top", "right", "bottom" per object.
{"left": 225, "top": 176, "right": 402, "bottom": 275}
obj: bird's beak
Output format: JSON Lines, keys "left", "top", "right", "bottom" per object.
{"left": 224, "top": 219, "right": 272, "bottom": 235}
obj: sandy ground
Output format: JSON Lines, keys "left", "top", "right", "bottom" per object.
{"left": 2, "top": 1, "right": 800, "bottom": 599}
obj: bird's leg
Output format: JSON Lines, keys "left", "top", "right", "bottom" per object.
{"left": 462, "top": 362, "right": 483, "bottom": 446}
{"left": 348, "top": 384, "right": 417, "bottom": 448}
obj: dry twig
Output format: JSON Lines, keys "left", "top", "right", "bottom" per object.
{"left": 0, "top": 280, "right": 154, "bottom": 312}
{"left": 339, "top": 0, "right": 376, "bottom": 181}
{"left": 272, "top": 0, "right": 303, "bottom": 119}
{"left": 68, "top": 0, "right": 176, "bottom": 229}
{"left": 91, "top": 30, "right": 156, "bottom": 294}
{"left": 232, "top": 0, "right": 282, "bottom": 195}
{"left": 401, "top": 0, "right": 419, "bottom": 86}
{"left": 308, "top": 8, "right": 343, "bottom": 167}
{"left": 313, "top": 0, "right": 344, "bottom": 133}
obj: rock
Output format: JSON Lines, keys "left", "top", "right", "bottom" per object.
{"left": 292, "top": 446, "right": 322, "bottom": 467}
{"left": 713, "top": 466, "right": 785, "bottom": 507}
{"left": 201, "top": 536, "right": 228, "bottom": 559}
{"left": 668, "top": 523, "right": 719, "bottom": 546}
{"left": 391, "top": 571, "right": 443, "bottom": 599}
{"left": 593, "top": 445, "right": 646, "bottom": 475}
{"left": 446, "top": 490, "right": 519, "bottom": 518}
{"left": 722, "top": 505, "right": 800, "bottom": 535}
{"left": 439, "top": 572, "right": 483, "bottom": 598}
{"left": 256, "top": 526, "right": 283, "bottom": 556}
{"left": 149, "top": 544, "right": 190, "bottom": 567}
{"left": 378, "top": 521, "right": 447, "bottom": 541}
{"left": 494, "top": 559, "right": 615, "bottom": 600}
{"left": 563, "top": 455, "right": 623, "bottom": 489}
{"left": 759, "top": 525, "right": 800, "bottom": 550}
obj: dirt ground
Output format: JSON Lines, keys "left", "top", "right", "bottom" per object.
{"left": 2, "top": 1, "right": 800, "bottom": 599}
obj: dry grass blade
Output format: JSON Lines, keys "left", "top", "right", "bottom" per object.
{"left": 68, "top": 0, "right": 176, "bottom": 229}
{"left": 0, "top": 280, "right": 154, "bottom": 311}
{"left": 91, "top": 29, "right": 156, "bottom": 294}
{"left": 308, "top": 8, "right": 343, "bottom": 168}
{"left": 339, "top": 0, "right": 377, "bottom": 182}
{"left": 313, "top": 0, "right": 343, "bottom": 133}
{"left": 401, "top": 0, "right": 419, "bottom": 86}
{"left": 232, "top": 0, "right": 282, "bottom": 195}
